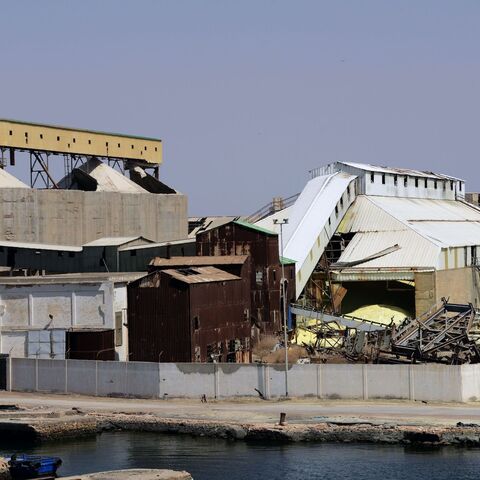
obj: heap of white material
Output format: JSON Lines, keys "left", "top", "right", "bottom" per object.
{"left": 0, "top": 168, "right": 29, "bottom": 189}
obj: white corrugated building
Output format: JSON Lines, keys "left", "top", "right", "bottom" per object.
{"left": 257, "top": 162, "right": 479, "bottom": 320}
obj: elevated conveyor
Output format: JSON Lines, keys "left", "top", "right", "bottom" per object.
{"left": 257, "top": 171, "right": 357, "bottom": 299}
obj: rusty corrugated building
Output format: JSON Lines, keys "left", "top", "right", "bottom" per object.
{"left": 128, "top": 265, "right": 251, "bottom": 363}
{"left": 195, "top": 220, "right": 296, "bottom": 336}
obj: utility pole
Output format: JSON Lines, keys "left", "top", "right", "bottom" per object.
{"left": 274, "top": 218, "right": 289, "bottom": 397}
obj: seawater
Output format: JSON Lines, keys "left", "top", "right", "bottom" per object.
{"left": 1, "top": 431, "right": 480, "bottom": 480}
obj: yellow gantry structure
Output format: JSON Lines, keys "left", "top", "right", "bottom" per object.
{"left": 0, "top": 119, "right": 162, "bottom": 165}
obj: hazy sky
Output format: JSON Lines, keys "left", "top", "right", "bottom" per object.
{"left": 1, "top": 1, "right": 479, "bottom": 215}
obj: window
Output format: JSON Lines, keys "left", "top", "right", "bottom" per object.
{"left": 273, "top": 270, "right": 277, "bottom": 282}
{"left": 105, "top": 142, "right": 109, "bottom": 147}
{"left": 118, "top": 143, "right": 121, "bottom": 148}
{"left": 88, "top": 139, "right": 91, "bottom": 144}
{"left": 415, "top": 178, "right": 418, "bottom": 188}
{"left": 115, "top": 312, "right": 123, "bottom": 347}
{"left": 393, "top": 175, "right": 398, "bottom": 186}
{"left": 335, "top": 205, "right": 338, "bottom": 216}
{"left": 340, "top": 197, "right": 343, "bottom": 208}
{"left": 328, "top": 217, "right": 331, "bottom": 226}
{"left": 434, "top": 180, "right": 437, "bottom": 189}
{"left": 57, "top": 136, "right": 60, "bottom": 141}
{"left": 424, "top": 178, "right": 428, "bottom": 188}
{"left": 381, "top": 174, "right": 385, "bottom": 184}
{"left": 130, "top": 250, "right": 137, "bottom": 257}
{"left": 24, "top": 132, "right": 28, "bottom": 137}
{"left": 450, "top": 181, "right": 454, "bottom": 190}
{"left": 193, "top": 316, "right": 200, "bottom": 330}
{"left": 155, "top": 147, "right": 158, "bottom": 152}
{"left": 40, "top": 134, "right": 43, "bottom": 139}
{"left": 57, "top": 251, "right": 64, "bottom": 257}
{"left": 370, "top": 173, "right": 375, "bottom": 183}
{"left": 404, "top": 176, "right": 407, "bottom": 187}
{"left": 460, "top": 182, "right": 463, "bottom": 192}
{"left": 68, "top": 252, "right": 75, "bottom": 258}
{"left": 144, "top": 146, "right": 147, "bottom": 151}
{"left": 131, "top": 144, "right": 134, "bottom": 149}
{"left": 9, "top": 130, "right": 12, "bottom": 136}
{"left": 347, "top": 185, "right": 350, "bottom": 197}
{"left": 443, "top": 181, "right": 446, "bottom": 190}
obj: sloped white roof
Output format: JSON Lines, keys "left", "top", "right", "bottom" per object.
{"left": 283, "top": 172, "right": 356, "bottom": 266}
{"left": 83, "top": 236, "right": 149, "bottom": 247}
{"left": 254, "top": 206, "right": 293, "bottom": 234}
{"left": 367, "top": 196, "right": 480, "bottom": 247}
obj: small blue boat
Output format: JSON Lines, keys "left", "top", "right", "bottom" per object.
{"left": 8, "top": 454, "right": 62, "bottom": 479}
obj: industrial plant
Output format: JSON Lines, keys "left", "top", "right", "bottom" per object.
{"left": 1, "top": 118, "right": 480, "bottom": 380}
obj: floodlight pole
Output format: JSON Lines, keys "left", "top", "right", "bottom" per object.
{"left": 274, "top": 218, "right": 289, "bottom": 397}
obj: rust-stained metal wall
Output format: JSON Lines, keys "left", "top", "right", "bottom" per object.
{"left": 128, "top": 273, "right": 191, "bottom": 363}
{"left": 128, "top": 270, "right": 251, "bottom": 363}
{"left": 196, "top": 222, "right": 296, "bottom": 336}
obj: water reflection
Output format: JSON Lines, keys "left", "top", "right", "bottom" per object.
{"left": 1, "top": 432, "right": 480, "bottom": 480}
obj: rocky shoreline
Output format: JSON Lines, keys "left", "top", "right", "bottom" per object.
{"left": 3, "top": 412, "right": 480, "bottom": 446}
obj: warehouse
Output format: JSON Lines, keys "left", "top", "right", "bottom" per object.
{"left": 256, "top": 162, "right": 478, "bottom": 324}
{"left": 128, "top": 265, "right": 251, "bottom": 363}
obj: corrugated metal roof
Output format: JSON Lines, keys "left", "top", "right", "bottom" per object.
{"left": 0, "top": 240, "right": 82, "bottom": 252}
{"left": 335, "top": 230, "right": 440, "bottom": 269}
{"left": 119, "top": 238, "right": 194, "bottom": 252}
{"left": 149, "top": 255, "right": 248, "bottom": 267}
{"left": 340, "top": 162, "right": 462, "bottom": 181}
{"left": 0, "top": 272, "right": 146, "bottom": 285}
{"left": 188, "top": 216, "right": 237, "bottom": 238}
{"left": 338, "top": 196, "right": 407, "bottom": 233}
{"left": 233, "top": 219, "right": 277, "bottom": 236}
{"left": 162, "top": 266, "right": 240, "bottom": 284}
{"left": 367, "top": 196, "right": 480, "bottom": 247}
{"left": 83, "top": 236, "right": 151, "bottom": 247}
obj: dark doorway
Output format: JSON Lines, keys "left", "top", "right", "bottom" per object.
{"left": 0, "top": 354, "right": 8, "bottom": 390}
{"left": 66, "top": 330, "right": 115, "bottom": 360}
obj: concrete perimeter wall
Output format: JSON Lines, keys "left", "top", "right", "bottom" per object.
{"left": 6, "top": 359, "right": 478, "bottom": 402}
{"left": 0, "top": 188, "right": 187, "bottom": 245}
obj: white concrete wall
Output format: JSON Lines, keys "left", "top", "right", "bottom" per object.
{"left": 6, "top": 359, "right": 478, "bottom": 402}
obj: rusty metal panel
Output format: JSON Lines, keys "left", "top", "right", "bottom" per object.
{"left": 189, "top": 279, "right": 251, "bottom": 362}
{"left": 66, "top": 330, "right": 115, "bottom": 361}
{"left": 128, "top": 277, "right": 191, "bottom": 362}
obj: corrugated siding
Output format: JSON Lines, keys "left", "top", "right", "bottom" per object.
{"left": 128, "top": 282, "right": 192, "bottom": 363}
{"left": 337, "top": 230, "right": 440, "bottom": 268}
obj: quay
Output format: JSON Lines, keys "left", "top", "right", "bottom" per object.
{"left": 2, "top": 392, "right": 480, "bottom": 446}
